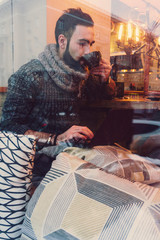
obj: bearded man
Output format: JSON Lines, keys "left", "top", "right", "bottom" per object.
{"left": 0, "top": 8, "right": 115, "bottom": 184}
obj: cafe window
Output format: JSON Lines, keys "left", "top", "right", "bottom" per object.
{"left": 1, "top": 0, "right": 111, "bottom": 89}
{"left": 1, "top": 3, "right": 160, "bottom": 239}
{"left": 0, "top": 0, "right": 46, "bottom": 89}
{"left": 1, "top": 0, "right": 160, "bottom": 157}
{"left": 1, "top": 0, "right": 160, "bottom": 95}
{"left": 110, "top": 0, "right": 160, "bottom": 96}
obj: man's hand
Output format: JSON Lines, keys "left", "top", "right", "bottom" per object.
{"left": 57, "top": 125, "right": 94, "bottom": 144}
{"left": 25, "top": 125, "right": 94, "bottom": 146}
{"left": 90, "top": 58, "right": 111, "bottom": 83}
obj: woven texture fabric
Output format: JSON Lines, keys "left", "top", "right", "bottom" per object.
{"left": 0, "top": 57, "right": 82, "bottom": 135}
{"left": 21, "top": 148, "right": 160, "bottom": 240}
{"left": 0, "top": 131, "right": 36, "bottom": 240}
{"left": 64, "top": 145, "right": 160, "bottom": 184}
{"left": 0, "top": 43, "right": 115, "bottom": 135}
{"left": 38, "top": 44, "right": 87, "bottom": 92}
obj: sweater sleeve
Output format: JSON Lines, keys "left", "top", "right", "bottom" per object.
{"left": 0, "top": 70, "right": 37, "bottom": 134}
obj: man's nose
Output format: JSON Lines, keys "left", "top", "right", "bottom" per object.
{"left": 84, "top": 45, "right": 91, "bottom": 55}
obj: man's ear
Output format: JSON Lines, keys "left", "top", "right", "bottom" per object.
{"left": 58, "top": 34, "right": 67, "bottom": 50}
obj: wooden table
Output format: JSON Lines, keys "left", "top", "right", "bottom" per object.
{"left": 83, "top": 96, "right": 160, "bottom": 110}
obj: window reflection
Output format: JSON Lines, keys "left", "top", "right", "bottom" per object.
{"left": 0, "top": 0, "right": 46, "bottom": 88}
{"left": 0, "top": 0, "right": 160, "bottom": 157}
{"left": 111, "top": 0, "right": 160, "bottom": 93}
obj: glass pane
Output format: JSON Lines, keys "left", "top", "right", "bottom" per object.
{"left": 12, "top": 0, "right": 46, "bottom": 72}
{"left": 0, "top": 0, "right": 12, "bottom": 88}
{"left": 110, "top": 0, "right": 160, "bottom": 94}
{"left": 0, "top": 0, "right": 46, "bottom": 88}
{"left": 1, "top": 0, "right": 160, "bottom": 159}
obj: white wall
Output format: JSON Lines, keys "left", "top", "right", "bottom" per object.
{"left": 13, "top": 0, "right": 47, "bottom": 71}
{"left": 0, "top": 1, "right": 12, "bottom": 87}
{"left": 0, "top": 0, "right": 47, "bottom": 87}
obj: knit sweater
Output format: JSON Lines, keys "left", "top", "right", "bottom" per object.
{"left": 0, "top": 44, "right": 115, "bottom": 135}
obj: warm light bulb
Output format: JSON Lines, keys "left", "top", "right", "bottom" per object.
{"left": 118, "top": 24, "right": 123, "bottom": 41}
{"left": 158, "top": 36, "right": 160, "bottom": 46}
{"left": 135, "top": 25, "right": 139, "bottom": 42}
{"left": 127, "top": 22, "right": 132, "bottom": 40}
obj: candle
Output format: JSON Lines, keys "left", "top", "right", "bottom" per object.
{"left": 118, "top": 24, "right": 123, "bottom": 41}
{"left": 158, "top": 36, "right": 160, "bottom": 46}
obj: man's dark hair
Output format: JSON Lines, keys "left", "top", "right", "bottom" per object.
{"left": 55, "top": 8, "right": 94, "bottom": 47}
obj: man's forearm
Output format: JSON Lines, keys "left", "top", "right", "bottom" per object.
{"left": 24, "top": 130, "right": 58, "bottom": 146}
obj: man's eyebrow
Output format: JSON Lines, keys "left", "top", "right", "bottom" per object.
{"left": 78, "top": 39, "right": 95, "bottom": 45}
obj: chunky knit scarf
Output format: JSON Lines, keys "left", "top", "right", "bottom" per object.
{"left": 38, "top": 44, "right": 88, "bottom": 93}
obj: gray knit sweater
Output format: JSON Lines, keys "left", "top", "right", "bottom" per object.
{"left": 0, "top": 44, "right": 115, "bottom": 135}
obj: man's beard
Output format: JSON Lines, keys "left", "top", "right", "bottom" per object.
{"left": 63, "top": 44, "right": 84, "bottom": 72}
